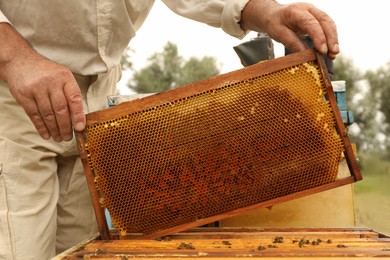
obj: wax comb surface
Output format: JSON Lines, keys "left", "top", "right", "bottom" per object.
{"left": 76, "top": 49, "right": 361, "bottom": 239}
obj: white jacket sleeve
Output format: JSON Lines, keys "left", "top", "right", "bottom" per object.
{"left": 161, "top": 0, "right": 250, "bottom": 39}
{"left": 0, "top": 10, "right": 11, "bottom": 23}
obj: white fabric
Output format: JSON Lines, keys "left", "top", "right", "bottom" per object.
{"left": 0, "top": 0, "right": 249, "bottom": 76}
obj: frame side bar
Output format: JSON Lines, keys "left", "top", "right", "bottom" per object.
{"left": 75, "top": 131, "right": 111, "bottom": 240}
{"left": 315, "top": 51, "right": 362, "bottom": 181}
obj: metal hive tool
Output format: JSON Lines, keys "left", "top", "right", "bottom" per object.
{"left": 76, "top": 49, "right": 361, "bottom": 240}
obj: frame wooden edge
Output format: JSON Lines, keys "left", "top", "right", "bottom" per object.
{"left": 314, "top": 52, "right": 362, "bottom": 181}
{"left": 74, "top": 49, "right": 362, "bottom": 241}
{"left": 75, "top": 131, "right": 111, "bottom": 240}
{"left": 139, "top": 176, "right": 356, "bottom": 239}
{"left": 110, "top": 226, "right": 386, "bottom": 240}
{"left": 85, "top": 49, "right": 317, "bottom": 124}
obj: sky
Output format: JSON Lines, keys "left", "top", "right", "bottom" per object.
{"left": 118, "top": 0, "right": 389, "bottom": 93}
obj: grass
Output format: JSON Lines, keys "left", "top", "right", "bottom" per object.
{"left": 353, "top": 153, "right": 390, "bottom": 235}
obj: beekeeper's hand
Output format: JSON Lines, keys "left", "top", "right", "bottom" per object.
{"left": 240, "top": 0, "right": 339, "bottom": 59}
{"left": 0, "top": 23, "right": 85, "bottom": 142}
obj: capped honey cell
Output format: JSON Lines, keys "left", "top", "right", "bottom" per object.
{"left": 77, "top": 49, "right": 359, "bottom": 238}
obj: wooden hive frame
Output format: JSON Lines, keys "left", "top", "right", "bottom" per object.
{"left": 76, "top": 49, "right": 362, "bottom": 240}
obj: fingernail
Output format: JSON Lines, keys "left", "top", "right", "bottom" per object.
{"left": 328, "top": 53, "right": 336, "bottom": 60}
{"left": 63, "top": 135, "right": 73, "bottom": 142}
{"left": 42, "top": 134, "right": 50, "bottom": 140}
{"left": 333, "top": 43, "right": 340, "bottom": 53}
{"left": 74, "top": 122, "right": 85, "bottom": 131}
{"left": 54, "top": 136, "right": 63, "bottom": 142}
{"left": 321, "top": 43, "right": 328, "bottom": 54}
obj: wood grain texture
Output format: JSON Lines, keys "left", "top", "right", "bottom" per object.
{"left": 55, "top": 228, "right": 390, "bottom": 259}
{"left": 83, "top": 49, "right": 317, "bottom": 124}
{"left": 75, "top": 49, "right": 362, "bottom": 240}
{"left": 314, "top": 52, "right": 362, "bottom": 182}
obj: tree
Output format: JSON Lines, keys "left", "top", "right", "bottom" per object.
{"left": 127, "top": 42, "right": 220, "bottom": 93}
{"left": 365, "top": 62, "right": 390, "bottom": 153}
{"left": 177, "top": 56, "right": 220, "bottom": 87}
{"left": 333, "top": 54, "right": 362, "bottom": 104}
{"left": 333, "top": 55, "right": 369, "bottom": 149}
{"left": 370, "top": 62, "right": 390, "bottom": 126}
{"left": 333, "top": 55, "right": 390, "bottom": 153}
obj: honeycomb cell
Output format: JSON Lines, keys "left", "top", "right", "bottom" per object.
{"left": 83, "top": 60, "right": 344, "bottom": 235}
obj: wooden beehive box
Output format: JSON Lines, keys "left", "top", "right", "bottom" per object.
{"left": 55, "top": 227, "right": 390, "bottom": 259}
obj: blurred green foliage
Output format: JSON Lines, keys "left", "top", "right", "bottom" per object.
{"left": 126, "top": 42, "right": 220, "bottom": 93}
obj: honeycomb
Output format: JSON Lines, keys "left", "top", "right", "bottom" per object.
{"left": 82, "top": 59, "right": 344, "bottom": 236}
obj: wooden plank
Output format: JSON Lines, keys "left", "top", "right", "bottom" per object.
{"left": 57, "top": 228, "right": 390, "bottom": 259}
{"left": 75, "top": 131, "right": 111, "bottom": 240}
{"left": 81, "top": 239, "right": 390, "bottom": 251}
{"left": 315, "top": 52, "right": 362, "bottom": 182}
{"left": 110, "top": 227, "right": 383, "bottom": 240}
{"left": 84, "top": 49, "right": 317, "bottom": 124}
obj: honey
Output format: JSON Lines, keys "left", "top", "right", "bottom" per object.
{"left": 76, "top": 49, "right": 360, "bottom": 239}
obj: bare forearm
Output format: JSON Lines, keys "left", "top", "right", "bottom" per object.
{"left": 0, "top": 23, "right": 39, "bottom": 82}
{"left": 240, "top": 0, "right": 280, "bottom": 33}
